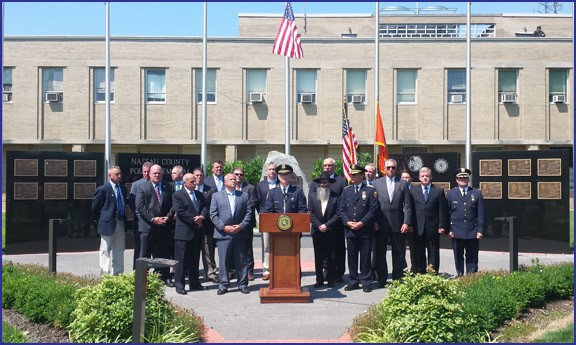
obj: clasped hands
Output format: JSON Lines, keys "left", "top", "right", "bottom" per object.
{"left": 223, "top": 224, "right": 242, "bottom": 234}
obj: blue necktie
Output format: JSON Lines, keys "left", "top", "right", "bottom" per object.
{"left": 115, "top": 184, "right": 125, "bottom": 217}
{"left": 423, "top": 186, "right": 429, "bottom": 202}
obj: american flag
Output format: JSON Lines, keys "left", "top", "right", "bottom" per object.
{"left": 342, "top": 98, "right": 358, "bottom": 181}
{"left": 272, "top": 2, "right": 304, "bottom": 59}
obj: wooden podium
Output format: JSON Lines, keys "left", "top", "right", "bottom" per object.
{"left": 259, "top": 213, "right": 311, "bottom": 303}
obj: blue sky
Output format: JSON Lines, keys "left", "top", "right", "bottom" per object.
{"left": 3, "top": 2, "right": 572, "bottom": 37}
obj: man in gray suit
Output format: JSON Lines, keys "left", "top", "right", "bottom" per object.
{"left": 210, "top": 173, "right": 253, "bottom": 295}
{"left": 373, "top": 158, "right": 412, "bottom": 285}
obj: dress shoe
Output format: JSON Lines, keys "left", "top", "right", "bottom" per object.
{"left": 175, "top": 288, "right": 187, "bottom": 295}
{"left": 377, "top": 281, "right": 387, "bottom": 289}
{"left": 327, "top": 282, "right": 335, "bottom": 288}
{"left": 210, "top": 276, "right": 219, "bottom": 284}
{"left": 344, "top": 284, "right": 359, "bottom": 291}
{"left": 262, "top": 272, "right": 270, "bottom": 281}
{"left": 239, "top": 287, "right": 250, "bottom": 294}
{"left": 164, "top": 279, "right": 175, "bottom": 288}
{"left": 313, "top": 282, "right": 324, "bottom": 288}
{"left": 335, "top": 276, "right": 344, "bottom": 283}
{"left": 217, "top": 288, "right": 228, "bottom": 295}
{"left": 248, "top": 273, "right": 255, "bottom": 281}
{"left": 363, "top": 287, "right": 372, "bottom": 293}
{"left": 189, "top": 284, "right": 206, "bottom": 291}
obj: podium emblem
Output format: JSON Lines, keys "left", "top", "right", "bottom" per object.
{"left": 276, "top": 214, "right": 293, "bottom": 232}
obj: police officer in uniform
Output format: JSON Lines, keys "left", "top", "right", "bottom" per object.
{"left": 446, "top": 168, "right": 485, "bottom": 276}
{"left": 338, "top": 165, "right": 379, "bottom": 292}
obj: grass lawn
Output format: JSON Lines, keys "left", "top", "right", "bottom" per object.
{"left": 532, "top": 321, "right": 574, "bottom": 343}
{"left": 2, "top": 321, "right": 27, "bottom": 343}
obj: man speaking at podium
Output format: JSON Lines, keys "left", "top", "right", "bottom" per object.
{"left": 264, "top": 164, "right": 307, "bottom": 214}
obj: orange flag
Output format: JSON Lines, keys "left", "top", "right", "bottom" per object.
{"left": 375, "top": 102, "right": 389, "bottom": 174}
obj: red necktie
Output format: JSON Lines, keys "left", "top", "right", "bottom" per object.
{"left": 155, "top": 184, "right": 162, "bottom": 204}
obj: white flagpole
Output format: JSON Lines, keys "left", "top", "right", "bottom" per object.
{"left": 201, "top": 2, "right": 208, "bottom": 170}
{"left": 285, "top": 55, "right": 290, "bottom": 155}
{"left": 104, "top": 2, "right": 111, "bottom": 181}
{"left": 465, "top": 2, "right": 472, "bottom": 172}
{"left": 374, "top": 2, "right": 380, "bottom": 173}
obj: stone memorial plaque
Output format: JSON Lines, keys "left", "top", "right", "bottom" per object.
{"left": 14, "top": 159, "right": 38, "bottom": 176}
{"left": 480, "top": 182, "right": 502, "bottom": 199}
{"left": 74, "top": 183, "right": 96, "bottom": 199}
{"left": 434, "top": 181, "right": 450, "bottom": 191}
{"left": 45, "top": 159, "right": 68, "bottom": 177}
{"left": 74, "top": 160, "right": 97, "bottom": 177}
{"left": 537, "top": 158, "right": 561, "bottom": 176}
{"left": 14, "top": 182, "right": 38, "bottom": 200}
{"left": 508, "top": 159, "right": 531, "bottom": 176}
{"left": 44, "top": 182, "right": 68, "bottom": 200}
{"left": 479, "top": 159, "right": 502, "bottom": 176}
{"left": 538, "top": 182, "right": 562, "bottom": 200}
{"left": 508, "top": 182, "right": 531, "bottom": 200}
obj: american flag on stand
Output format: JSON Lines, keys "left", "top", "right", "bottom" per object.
{"left": 272, "top": 2, "right": 304, "bottom": 59}
{"left": 342, "top": 98, "right": 358, "bottom": 181}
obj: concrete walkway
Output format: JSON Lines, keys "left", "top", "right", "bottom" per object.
{"left": 2, "top": 234, "right": 573, "bottom": 342}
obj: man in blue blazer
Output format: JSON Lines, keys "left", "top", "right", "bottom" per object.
{"left": 409, "top": 167, "right": 448, "bottom": 274}
{"left": 446, "top": 168, "right": 485, "bottom": 276}
{"left": 210, "top": 173, "right": 253, "bottom": 295}
{"left": 172, "top": 173, "right": 208, "bottom": 294}
{"left": 91, "top": 166, "right": 127, "bottom": 276}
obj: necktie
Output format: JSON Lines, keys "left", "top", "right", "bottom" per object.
{"left": 463, "top": 188, "right": 467, "bottom": 197}
{"left": 176, "top": 182, "right": 182, "bottom": 191}
{"left": 155, "top": 184, "right": 162, "bottom": 204}
{"left": 355, "top": 185, "right": 359, "bottom": 194}
{"left": 423, "top": 186, "right": 429, "bottom": 202}
{"left": 387, "top": 178, "right": 394, "bottom": 202}
{"left": 216, "top": 177, "right": 223, "bottom": 191}
{"left": 115, "top": 184, "right": 125, "bottom": 217}
{"left": 189, "top": 191, "right": 198, "bottom": 212}
{"left": 228, "top": 192, "right": 235, "bottom": 216}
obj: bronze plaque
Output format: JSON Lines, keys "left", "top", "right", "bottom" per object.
{"left": 479, "top": 159, "right": 502, "bottom": 176}
{"left": 479, "top": 182, "right": 502, "bottom": 199}
{"left": 508, "top": 182, "right": 531, "bottom": 200}
{"left": 537, "top": 158, "right": 561, "bottom": 176}
{"left": 45, "top": 159, "right": 68, "bottom": 177}
{"left": 537, "top": 182, "right": 562, "bottom": 200}
{"left": 74, "top": 160, "right": 97, "bottom": 177}
{"left": 74, "top": 183, "right": 96, "bottom": 199}
{"left": 508, "top": 159, "right": 531, "bottom": 176}
{"left": 14, "top": 183, "right": 38, "bottom": 200}
{"left": 14, "top": 159, "right": 38, "bottom": 176}
{"left": 434, "top": 181, "right": 450, "bottom": 191}
{"left": 44, "top": 183, "right": 68, "bottom": 200}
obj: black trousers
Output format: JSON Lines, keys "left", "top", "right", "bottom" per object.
{"left": 173, "top": 238, "right": 202, "bottom": 290}
{"left": 346, "top": 236, "right": 372, "bottom": 287}
{"left": 313, "top": 234, "right": 337, "bottom": 284}
{"left": 413, "top": 232, "right": 440, "bottom": 274}
{"left": 452, "top": 238, "right": 479, "bottom": 276}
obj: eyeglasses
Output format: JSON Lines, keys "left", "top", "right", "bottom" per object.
{"left": 385, "top": 166, "right": 396, "bottom": 170}
{"left": 234, "top": 173, "right": 244, "bottom": 176}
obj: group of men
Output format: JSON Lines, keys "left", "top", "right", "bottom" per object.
{"left": 91, "top": 156, "right": 485, "bottom": 295}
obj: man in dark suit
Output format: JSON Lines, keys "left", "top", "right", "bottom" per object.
{"left": 447, "top": 168, "right": 485, "bottom": 276}
{"left": 255, "top": 161, "right": 279, "bottom": 281}
{"left": 172, "top": 173, "right": 208, "bottom": 294}
{"left": 308, "top": 157, "right": 347, "bottom": 282}
{"left": 263, "top": 164, "right": 307, "bottom": 214}
{"left": 128, "top": 161, "right": 152, "bottom": 270}
{"left": 308, "top": 171, "right": 341, "bottom": 288}
{"left": 338, "top": 165, "right": 378, "bottom": 293}
{"left": 400, "top": 169, "right": 418, "bottom": 273}
{"left": 91, "top": 166, "right": 127, "bottom": 276}
{"left": 136, "top": 164, "right": 174, "bottom": 286}
{"left": 210, "top": 173, "right": 253, "bottom": 295}
{"left": 373, "top": 158, "right": 412, "bottom": 285}
{"left": 194, "top": 168, "right": 219, "bottom": 284}
{"left": 167, "top": 165, "right": 185, "bottom": 280}
{"left": 204, "top": 159, "right": 225, "bottom": 192}
{"left": 409, "top": 167, "right": 448, "bottom": 274}
{"left": 233, "top": 167, "right": 257, "bottom": 281}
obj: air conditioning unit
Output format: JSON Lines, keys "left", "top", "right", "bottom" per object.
{"left": 450, "top": 94, "right": 464, "bottom": 103}
{"left": 350, "top": 94, "right": 365, "bottom": 103}
{"left": 500, "top": 93, "right": 517, "bottom": 103}
{"left": 299, "top": 93, "right": 314, "bottom": 103}
{"left": 45, "top": 91, "right": 63, "bottom": 102}
{"left": 552, "top": 94, "right": 566, "bottom": 103}
{"left": 249, "top": 92, "right": 264, "bottom": 103}
{"left": 3, "top": 93, "right": 11, "bottom": 102}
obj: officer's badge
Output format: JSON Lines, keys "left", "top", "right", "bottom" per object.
{"left": 362, "top": 191, "right": 366, "bottom": 200}
{"left": 374, "top": 191, "right": 378, "bottom": 197}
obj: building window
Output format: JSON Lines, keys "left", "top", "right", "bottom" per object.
{"left": 397, "top": 69, "right": 417, "bottom": 103}
{"left": 94, "top": 68, "right": 115, "bottom": 103}
{"left": 195, "top": 68, "right": 217, "bottom": 103}
{"left": 447, "top": 69, "right": 466, "bottom": 103}
{"left": 145, "top": 69, "right": 166, "bottom": 103}
{"left": 346, "top": 69, "right": 366, "bottom": 103}
{"left": 296, "top": 69, "right": 317, "bottom": 104}
{"left": 549, "top": 69, "right": 568, "bottom": 103}
{"left": 498, "top": 69, "right": 518, "bottom": 103}
{"left": 246, "top": 69, "right": 267, "bottom": 103}
{"left": 43, "top": 67, "right": 64, "bottom": 102}
{"left": 3, "top": 67, "right": 13, "bottom": 103}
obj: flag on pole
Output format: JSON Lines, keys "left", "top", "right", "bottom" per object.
{"left": 375, "top": 102, "right": 389, "bottom": 174}
{"left": 342, "top": 98, "right": 358, "bottom": 181}
{"left": 272, "top": 2, "right": 304, "bottom": 59}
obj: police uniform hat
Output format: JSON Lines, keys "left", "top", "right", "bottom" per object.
{"left": 454, "top": 168, "right": 472, "bottom": 178}
{"left": 313, "top": 171, "right": 336, "bottom": 184}
{"left": 276, "top": 164, "right": 294, "bottom": 174}
{"left": 349, "top": 164, "right": 366, "bottom": 175}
